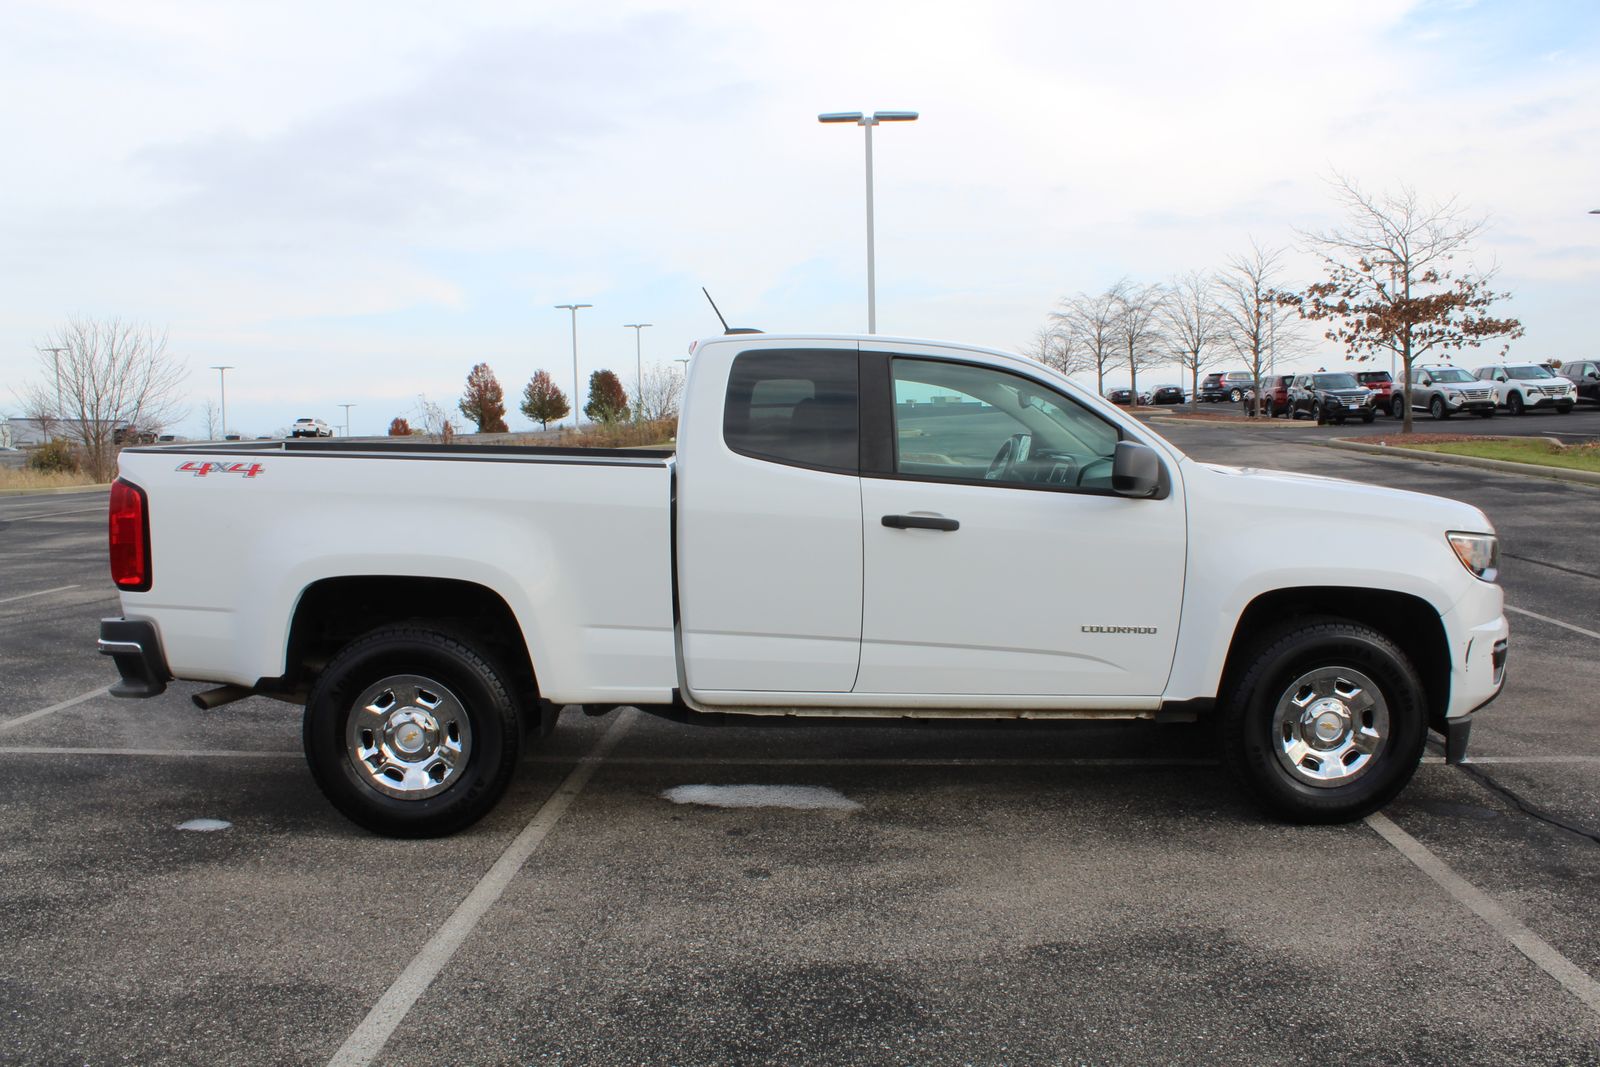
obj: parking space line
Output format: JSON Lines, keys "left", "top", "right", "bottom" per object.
{"left": 7, "top": 505, "right": 106, "bottom": 522}
{"left": 0, "top": 685, "right": 109, "bottom": 734}
{"left": 1366, "top": 812, "right": 1600, "bottom": 1015}
{"left": 530, "top": 755, "right": 1217, "bottom": 767}
{"left": 1506, "top": 604, "right": 1600, "bottom": 641}
{"left": 326, "top": 708, "right": 637, "bottom": 1067}
{"left": 0, "top": 584, "right": 79, "bottom": 605}
{"left": 0, "top": 746, "right": 299, "bottom": 758}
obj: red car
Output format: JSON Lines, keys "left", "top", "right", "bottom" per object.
{"left": 1262, "top": 374, "right": 1296, "bottom": 418}
{"left": 1355, "top": 370, "right": 1396, "bottom": 408}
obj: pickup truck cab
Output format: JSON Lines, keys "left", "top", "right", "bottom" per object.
{"left": 99, "top": 334, "right": 1508, "bottom": 836}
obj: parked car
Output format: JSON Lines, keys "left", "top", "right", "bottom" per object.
{"left": 291, "top": 417, "right": 334, "bottom": 438}
{"left": 1261, "top": 374, "right": 1296, "bottom": 418}
{"left": 1355, "top": 371, "right": 1396, "bottom": 410}
{"left": 100, "top": 330, "right": 1506, "bottom": 836}
{"left": 1554, "top": 360, "right": 1600, "bottom": 407}
{"left": 1200, "top": 371, "right": 1256, "bottom": 403}
{"left": 1395, "top": 365, "right": 1496, "bottom": 420}
{"left": 1472, "top": 363, "right": 1576, "bottom": 416}
{"left": 1287, "top": 372, "right": 1377, "bottom": 424}
{"left": 1105, "top": 387, "right": 1134, "bottom": 405}
{"left": 1147, "top": 384, "right": 1185, "bottom": 405}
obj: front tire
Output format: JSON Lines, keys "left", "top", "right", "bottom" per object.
{"left": 1391, "top": 396, "right": 1406, "bottom": 418}
{"left": 1430, "top": 396, "right": 1449, "bottom": 421}
{"left": 1508, "top": 392, "right": 1526, "bottom": 416}
{"left": 1220, "top": 619, "right": 1427, "bottom": 823}
{"left": 303, "top": 626, "right": 522, "bottom": 837}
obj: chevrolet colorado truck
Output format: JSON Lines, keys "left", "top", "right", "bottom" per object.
{"left": 99, "top": 334, "right": 1509, "bottom": 837}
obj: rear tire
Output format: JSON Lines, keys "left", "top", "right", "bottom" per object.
{"left": 1220, "top": 619, "right": 1427, "bottom": 823}
{"left": 1361, "top": 410, "right": 1375, "bottom": 424}
{"left": 303, "top": 626, "right": 522, "bottom": 838}
{"left": 1391, "top": 396, "right": 1406, "bottom": 418}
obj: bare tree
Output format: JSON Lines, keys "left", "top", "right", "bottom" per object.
{"left": 1051, "top": 291, "right": 1122, "bottom": 394}
{"left": 1022, "top": 325, "right": 1090, "bottom": 377}
{"left": 634, "top": 363, "right": 684, "bottom": 422}
{"left": 201, "top": 400, "right": 221, "bottom": 440}
{"left": 1161, "top": 271, "right": 1225, "bottom": 405}
{"left": 19, "top": 319, "right": 186, "bottom": 480}
{"left": 1216, "top": 241, "right": 1301, "bottom": 416}
{"left": 1112, "top": 279, "right": 1168, "bottom": 405}
{"left": 1286, "top": 174, "right": 1522, "bottom": 433}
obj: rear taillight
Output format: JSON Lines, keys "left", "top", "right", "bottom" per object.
{"left": 109, "top": 478, "right": 151, "bottom": 591}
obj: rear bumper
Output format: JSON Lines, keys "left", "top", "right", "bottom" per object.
{"left": 98, "top": 617, "right": 172, "bottom": 698}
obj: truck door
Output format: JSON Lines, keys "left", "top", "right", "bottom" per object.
{"left": 855, "top": 350, "right": 1185, "bottom": 699}
{"left": 677, "top": 344, "right": 863, "bottom": 696}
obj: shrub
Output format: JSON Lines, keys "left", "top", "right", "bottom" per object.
{"left": 28, "top": 437, "right": 80, "bottom": 474}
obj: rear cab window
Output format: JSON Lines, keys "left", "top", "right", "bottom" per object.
{"left": 722, "top": 350, "right": 859, "bottom": 473}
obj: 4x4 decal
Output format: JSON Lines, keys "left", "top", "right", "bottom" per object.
{"left": 176, "top": 461, "right": 264, "bottom": 479}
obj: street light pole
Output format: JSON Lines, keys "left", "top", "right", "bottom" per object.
{"left": 554, "top": 304, "right": 592, "bottom": 428}
{"left": 623, "top": 324, "right": 652, "bottom": 421}
{"left": 40, "top": 347, "right": 68, "bottom": 422}
{"left": 339, "top": 403, "right": 356, "bottom": 438}
{"left": 818, "top": 109, "right": 918, "bottom": 334}
{"left": 209, "top": 365, "right": 234, "bottom": 438}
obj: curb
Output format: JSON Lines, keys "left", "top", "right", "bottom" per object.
{"left": 0, "top": 483, "right": 112, "bottom": 497}
{"left": 1323, "top": 439, "right": 1600, "bottom": 487}
{"left": 1147, "top": 416, "right": 1315, "bottom": 430}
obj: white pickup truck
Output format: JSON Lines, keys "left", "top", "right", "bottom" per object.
{"left": 100, "top": 333, "right": 1508, "bottom": 836}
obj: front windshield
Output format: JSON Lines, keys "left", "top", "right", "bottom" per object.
{"left": 1313, "top": 373, "right": 1359, "bottom": 389}
{"left": 1506, "top": 365, "right": 1554, "bottom": 379}
{"left": 1430, "top": 368, "right": 1474, "bottom": 383}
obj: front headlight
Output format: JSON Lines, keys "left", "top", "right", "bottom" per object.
{"left": 1447, "top": 531, "right": 1499, "bottom": 582}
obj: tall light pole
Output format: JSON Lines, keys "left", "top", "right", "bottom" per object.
{"left": 41, "top": 347, "right": 67, "bottom": 420}
{"left": 339, "top": 403, "right": 356, "bottom": 438}
{"left": 818, "top": 109, "right": 918, "bottom": 334}
{"left": 623, "top": 323, "right": 652, "bottom": 421}
{"left": 210, "top": 366, "right": 234, "bottom": 438}
{"left": 555, "top": 304, "right": 592, "bottom": 428}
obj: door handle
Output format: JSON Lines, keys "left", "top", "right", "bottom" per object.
{"left": 882, "top": 514, "right": 959, "bottom": 532}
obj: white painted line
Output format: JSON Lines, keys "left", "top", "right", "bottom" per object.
{"left": 1366, "top": 811, "right": 1600, "bottom": 1015}
{"left": 0, "top": 685, "right": 109, "bottom": 734}
{"left": 9, "top": 505, "right": 106, "bottom": 521}
{"left": 326, "top": 708, "right": 637, "bottom": 1067}
{"left": 0, "top": 746, "right": 300, "bottom": 758}
{"left": 1506, "top": 604, "right": 1600, "bottom": 641}
{"left": 1422, "top": 755, "right": 1600, "bottom": 765}
{"left": 0, "top": 583, "right": 78, "bottom": 606}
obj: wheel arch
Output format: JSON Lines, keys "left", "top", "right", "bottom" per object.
{"left": 1218, "top": 587, "right": 1450, "bottom": 732}
{"left": 277, "top": 576, "right": 540, "bottom": 715}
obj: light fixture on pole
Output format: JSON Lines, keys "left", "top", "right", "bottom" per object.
{"left": 41, "top": 347, "right": 68, "bottom": 420}
{"left": 555, "top": 304, "right": 592, "bottom": 428}
{"left": 818, "top": 109, "right": 919, "bottom": 334}
{"left": 339, "top": 403, "right": 356, "bottom": 438}
{"left": 674, "top": 357, "right": 690, "bottom": 378}
{"left": 623, "top": 323, "right": 652, "bottom": 421}
{"left": 210, "top": 365, "right": 235, "bottom": 438}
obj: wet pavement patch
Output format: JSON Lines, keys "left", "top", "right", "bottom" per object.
{"left": 661, "top": 784, "right": 862, "bottom": 811}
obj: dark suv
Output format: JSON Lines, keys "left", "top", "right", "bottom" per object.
{"left": 1287, "top": 372, "right": 1377, "bottom": 424}
{"left": 1200, "top": 371, "right": 1256, "bottom": 402}
{"left": 1558, "top": 360, "right": 1600, "bottom": 406}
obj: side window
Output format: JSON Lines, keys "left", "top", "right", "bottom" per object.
{"left": 723, "top": 349, "right": 859, "bottom": 472}
{"left": 891, "top": 358, "right": 1120, "bottom": 490}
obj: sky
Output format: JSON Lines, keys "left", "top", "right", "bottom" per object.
{"left": 2, "top": 0, "right": 1597, "bottom": 436}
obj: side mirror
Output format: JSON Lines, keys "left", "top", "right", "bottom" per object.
{"left": 1588, "top": 371, "right": 1599, "bottom": 380}
{"left": 1420, "top": 377, "right": 1432, "bottom": 386}
{"left": 1112, "top": 441, "right": 1161, "bottom": 498}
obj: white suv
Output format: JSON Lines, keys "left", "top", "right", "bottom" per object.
{"left": 290, "top": 417, "right": 333, "bottom": 438}
{"left": 1473, "top": 363, "right": 1575, "bottom": 416}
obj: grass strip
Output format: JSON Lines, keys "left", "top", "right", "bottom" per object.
{"left": 1403, "top": 438, "right": 1600, "bottom": 474}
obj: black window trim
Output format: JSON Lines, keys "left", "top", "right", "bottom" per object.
{"left": 862, "top": 349, "right": 1167, "bottom": 499}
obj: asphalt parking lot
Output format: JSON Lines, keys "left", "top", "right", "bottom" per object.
{"left": 3, "top": 425, "right": 1600, "bottom": 1066}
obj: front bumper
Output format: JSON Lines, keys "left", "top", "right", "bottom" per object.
{"left": 98, "top": 617, "right": 172, "bottom": 698}
{"left": 1442, "top": 395, "right": 1495, "bottom": 413}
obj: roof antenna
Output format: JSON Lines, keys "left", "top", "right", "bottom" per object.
{"left": 702, "top": 287, "right": 763, "bottom": 335}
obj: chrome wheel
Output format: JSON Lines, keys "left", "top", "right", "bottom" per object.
{"left": 345, "top": 674, "right": 472, "bottom": 799}
{"left": 1271, "top": 666, "right": 1389, "bottom": 788}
